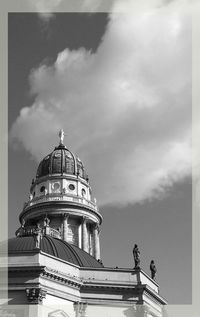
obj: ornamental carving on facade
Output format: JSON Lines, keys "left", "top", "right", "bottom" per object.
{"left": 26, "top": 288, "right": 47, "bottom": 304}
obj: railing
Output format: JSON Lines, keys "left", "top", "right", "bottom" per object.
{"left": 16, "top": 225, "right": 36, "bottom": 237}
{"left": 48, "top": 227, "right": 61, "bottom": 239}
{"left": 23, "top": 193, "right": 98, "bottom": 212}
{"left": 16, "top": 225, "right": 61, "bottom": 239}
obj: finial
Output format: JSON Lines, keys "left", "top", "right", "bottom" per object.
{"left": 59, "top": 129, "right": 65, "bottom": 145}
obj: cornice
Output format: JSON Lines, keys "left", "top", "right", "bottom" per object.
{"left": 81, "top": 282, "right": 145, "bottom": 291}
{"left": 143, "top": 286, "right": 167, "bottom": 305}
{"left": 19, "top": 201, "right": 102, "bottom": 224}
{"left": 32, "top": 173, "right": 89, "bottom": 188}
{"left": 6, "top": 264, "right": 166, "bottom": 305}
{"left": 8, "top": 265, "right": 45, "bottom": 274}
{"left": 41, "top": 267, "right": 83, "bottom": 289}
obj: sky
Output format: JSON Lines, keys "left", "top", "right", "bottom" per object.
{"left": 8, "top": 1, "right": 192, "bottom": 304}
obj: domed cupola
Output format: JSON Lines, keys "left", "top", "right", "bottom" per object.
{"left": 36, "top": 143, "right": 88, "bottom": 181}
{"left": 17, "top": 130, "right": 102, "bottom": 261}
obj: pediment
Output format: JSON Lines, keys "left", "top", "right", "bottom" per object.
{"left": 48, "top": 310, "right": 70, "bottom": 317}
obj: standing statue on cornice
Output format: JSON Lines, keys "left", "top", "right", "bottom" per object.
{"left": 150, "top": 260, "right": 157, "bottom": 280}
{"left": 133, "top": 244, "right": 140, "bottom": 269}
{"left": 34, "top": 223, "right": 42, "bottom": 249}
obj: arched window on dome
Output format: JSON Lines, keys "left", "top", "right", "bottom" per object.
{"left": 52, "top": 151, "right": 62, "bottom": 174}
{"left": 79, "top": 168, "right": 83, "bottom": 177}
{"left": 77, "top": 163, "right": 84, "bottom": 178}
{"left": 36, "top": 156, "right": 50, "bottom": 178}
{"left": 36, "top": 162, "right": 43, "bottom": 178}
{"left": 41, "top": 155, "right": 50, "bottom": 176}
{"left": 65, "top": 157, "right": 75, "bottom": 174}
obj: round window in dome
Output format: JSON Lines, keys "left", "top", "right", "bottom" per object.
{"left": 69, "top": 184, "right": 75, "bottom": 191}
{"left": 40, "top": 186, "right": 45, "bottom": 193}
{"left": 54, "top": 153, "right": 61, "bottom": 158}
{"left": 82, "top": 188, "right": 86, "bottom": 196}
{"left": 51, "top": 182, "right": 60, "bottom": 192}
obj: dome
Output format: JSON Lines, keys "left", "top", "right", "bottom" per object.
{"left": 7, "top": 236, "right": 103, "bottom": 268}
{"left": 18, "top": 130, "right": 101, "bottom": 261}
{"left": 36, "top": 143, "right": 88, "bottom": 181}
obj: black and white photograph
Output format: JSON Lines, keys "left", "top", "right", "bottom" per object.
{"left": 0, "top": 1, "right": 199, "bottom": 317}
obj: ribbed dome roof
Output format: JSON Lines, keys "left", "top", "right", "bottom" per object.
{"left": 36, "top": 144, "right": 88, "bottom": 180}
{"left": 7, "top": 236, "right": 103, "bottom": 268}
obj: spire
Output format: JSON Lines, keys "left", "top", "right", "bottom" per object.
{"left": 59, "top": 129, "right": 65, "bottom": 145}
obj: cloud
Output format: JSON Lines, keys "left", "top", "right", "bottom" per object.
{"left": 28, "top": 0, "right": 63, "bottom": 21}
{"left": 10, "top": 0, "right": 192, "bottom": 206}
{"left": 80, "top": 0, "right": 104, "bottom": 11}
{"left": 28, "top": 0, "right": 112, "bottom": 20}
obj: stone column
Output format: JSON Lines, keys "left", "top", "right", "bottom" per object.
{"left": 94, "top": 223, "right": 100, "bottom": 260}
{"left": 89, "top": 233, "right": 93, "bottom": 256}
{"left": 82, "top": 217, "right": 88, "bottom": 252}
{"left": 74, "top": 302, "right": 87, "bottom": 317}
{"left": 63, "top": 213, "right": 69, "bottom": 242}
{"left": 78, "top": 223, "right": 82, "bottom": 248}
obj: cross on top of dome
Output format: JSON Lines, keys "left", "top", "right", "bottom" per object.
{"left": 59, "top": 129, "right": 65, "bottom": 145}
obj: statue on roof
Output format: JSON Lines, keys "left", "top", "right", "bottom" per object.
{"left": 133, "top": 244, "right": 140, "bottom": 269}
{"left": 21, "top": 219, "right": 25, "bottom": 228}
{"left": 150, "top": 260, "right": 157, "bottom": 280}
{"left": 59, "top": 129, "right": 65, "bottom": 145}
{"left": 44, "top": 215, "right": 50, "bottom": 227}
{"left": 34, "top": 223, "right": 42, "bottom": 249}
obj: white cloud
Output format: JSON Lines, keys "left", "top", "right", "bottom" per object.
{"left": 10, "top": 0, "right": 192, "bottom": 205}
{"left": 28, "top": 0, "right": 112, "bottom": 20}
{"left": 80, "top": 0, "right": 104, "bottom": 11}
{"left": 28, "top": 0, "right": 63, "bottom": 21}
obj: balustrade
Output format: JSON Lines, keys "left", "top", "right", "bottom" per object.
{"left": 24, "top": 193, "right": 98, "bottom": 211}
{"left": 16, "top": 225, "right": 61, "bottom": 239}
